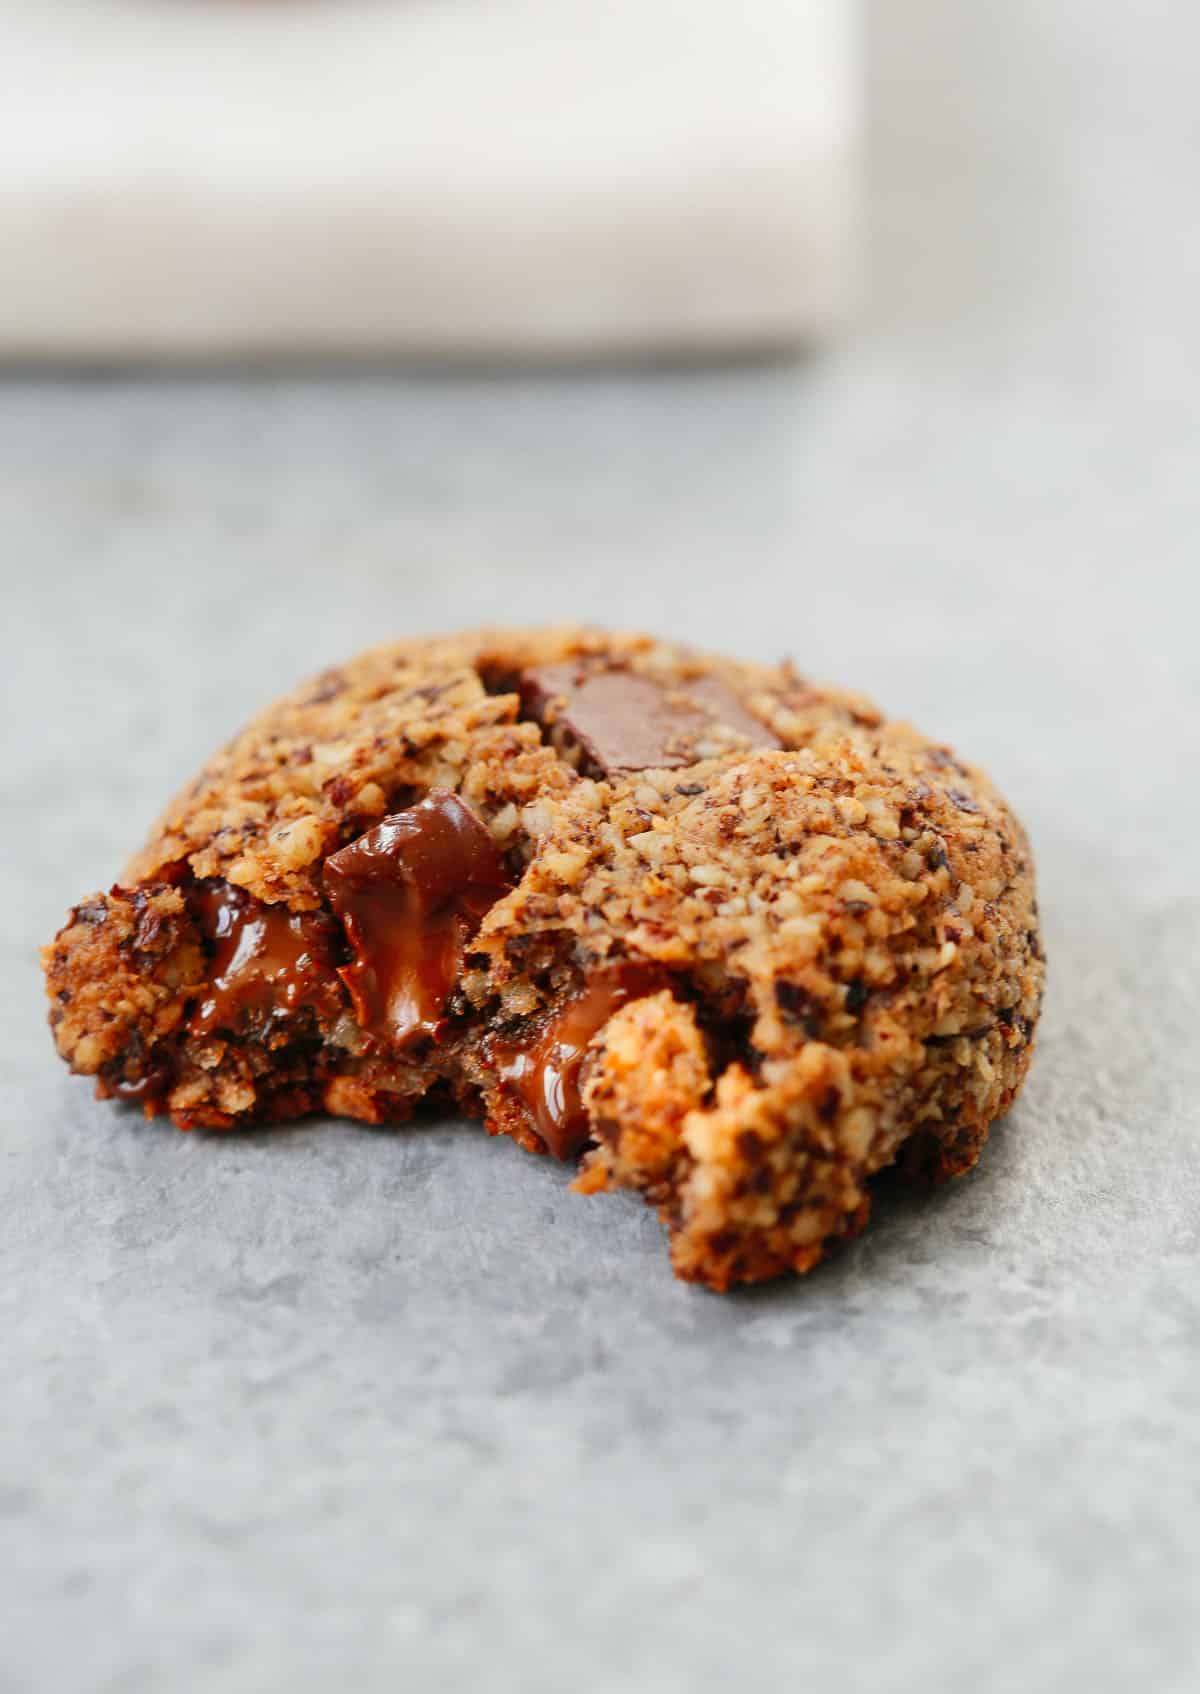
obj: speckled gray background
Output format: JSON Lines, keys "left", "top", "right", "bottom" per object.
{"left": 3, "top": 4, "right": 1199, "bottom": 1691}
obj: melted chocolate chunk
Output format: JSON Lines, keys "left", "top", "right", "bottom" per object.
{"left": 518, "top": 661, "right": 780, "bottom": 777}
{"left": 103, "top": 1061, "right": 170, "bottom": 1105}
{"left": 323, "top": 789, "right": 511, "bottom": 1051}
{"left": 493, "top": 964, "right": 663, "bottom": 1159}
{"left": 189, "top": 884, "right": 340, "bottom": 1037}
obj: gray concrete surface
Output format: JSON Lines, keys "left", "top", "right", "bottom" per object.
{"left": 3, "top": 3, "right": 1199, "bottom": 1690}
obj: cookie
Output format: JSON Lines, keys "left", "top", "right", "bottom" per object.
{"left": 43, "top": 628, "right": 1044, "bottom": 1290}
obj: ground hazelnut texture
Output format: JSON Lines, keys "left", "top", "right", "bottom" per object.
{"left": 43, "top": 627, "right": 1043, "bottom": 1290}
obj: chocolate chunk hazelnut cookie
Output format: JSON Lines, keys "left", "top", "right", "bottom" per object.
{"left": 43, "top": 628, "right": 1043, "bottom": 1290}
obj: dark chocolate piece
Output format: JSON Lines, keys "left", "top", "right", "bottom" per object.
{"left": 492, "top": 964, "right": 663, "bottom": 1159}
{"left": 518, "top": 661, "right": 780, "bottom": 776}
{"left": 774, "top": 980, "right": 823, "bottom": 1038}
{"left": 323, "top": 789, "right": 511, "bottom": 1051}
{"left": 189, "top": 883, "right": 340, "bottom": 1037}
{"left": 102, "top": 1061, "right": 170, "bottom": 1105}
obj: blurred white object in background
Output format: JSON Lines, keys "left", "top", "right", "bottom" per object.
{"left": 0, "top": 0, "right": 859, "bottom": 361}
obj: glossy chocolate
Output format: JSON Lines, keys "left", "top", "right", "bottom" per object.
{"left": 493, "top": 964, "right": 663, "bottom": 1159}
{"left": 518, "top": 661, "right": 780, "bottom": 776}
{"left": 323, "top": 789, "right": 511, "bottom": 1051}
{"left": 189, "top": 883, "right": 339, "bottom": 1037}
{"left": 104, "top": 1063, "right": 170, "bottom": 1105}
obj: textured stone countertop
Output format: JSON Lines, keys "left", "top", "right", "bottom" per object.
{"left": 3, "top": 4, "right": 1198, "bottom": 1690}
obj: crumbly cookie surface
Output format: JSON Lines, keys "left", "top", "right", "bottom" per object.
{"left": 43, "top": 627, "right": 1043, "bottom": 1289}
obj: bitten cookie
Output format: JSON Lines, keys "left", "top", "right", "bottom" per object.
{"left": 43, "top": 627, "right": 1044, "bottom": 1290}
